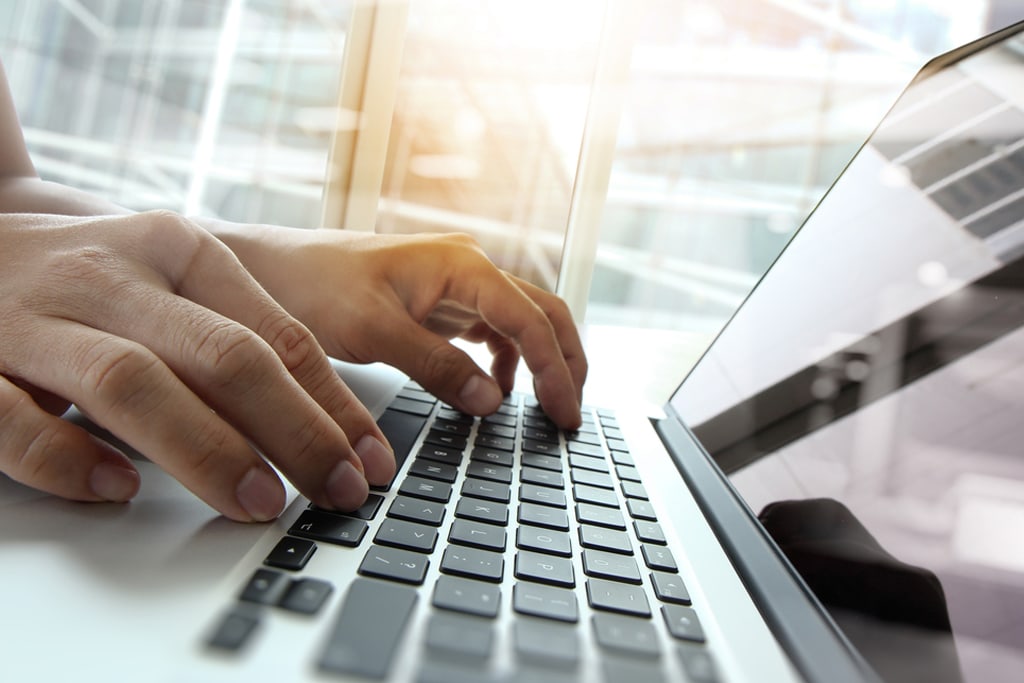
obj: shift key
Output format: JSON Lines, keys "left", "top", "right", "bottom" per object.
{"left": 319, "top": 578, "right": 418, "bottom": 679}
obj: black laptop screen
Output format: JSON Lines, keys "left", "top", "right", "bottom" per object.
{"left": 670, "top": 23, "right": 1024, "bottom": 683}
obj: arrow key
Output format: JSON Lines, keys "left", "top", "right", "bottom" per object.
{"left": 264, "top": 536, "right": 317, "bottom": 571}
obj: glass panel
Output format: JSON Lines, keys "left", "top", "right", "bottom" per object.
{"left": 0, "top": 0, "right": 352, "bottom": 228}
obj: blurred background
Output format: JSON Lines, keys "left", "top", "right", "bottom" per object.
{"left": 1, "top": 0, "right": 1016, "bottom": 341}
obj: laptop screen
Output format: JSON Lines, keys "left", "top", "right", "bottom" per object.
{"left": 670, "top": 23, "right": 1024, "bottom": 683}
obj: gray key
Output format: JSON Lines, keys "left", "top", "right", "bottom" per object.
{"left": 576, "top": 503, "right": 626, "bottom": 530}
{"left": 586, "top": 578, "right": 651, "bottom": 617}
{"left": 520, "top": 466, "right": 564, "bottom": 489}
{"left": 642, "top": 544, "right": 677, "bottom": 572}
{"left": 289, "top": 510, "right": 368, "bottom": 547}
{"left": 572, "top": 484, "right": 619, "bottom": 509}
{"left": 570, "top": 468, "right": 614, "bottom": 489}
{"left": 627, "top": 499, "right": 658, "bottom": 521}
{"left": 517, "top": 524, "right": 572, "bottom": 557}
{"left": 399, "top": 475, "right": 452, "bottom": 503}
{"left": 359, "top": 545, "right": 430, "bottom": 585}
{"left": 455, "top": 498, "right": 509, "bottom": 526}
{"left": 610, "top": 451, "right": 635, "bottom": 467}
{"left": 432, "top": 575, "right": 501, "bottom": 618}
{"left": 514, "top": 618, "right": 580, "bottom": 665}
{"left": 567, "top": 441, "right": 604, "bottom": 458}
{"left": 520, "top": 483, "right": 567, "bottom": 509}
{"left": 462, "top": 479, "right": 512, "bottom": 504}
{"left": 662, "top": 604, "right": 706, "bottom": 643}
{"left": 425, "top": 612, "right": 494, "bottom": 659}
{"left": 512, "top": 581, "right": 579, "bottom": 622}
{"left": 579, "top": 525, "right": 633, "bottom": 555}
{"left": 239, "top": 568, "right": 289, "bottom": 605}
{"left": 470, "top": 447, "right": 514, "bottom": 468}
{"left": 568, "top": 453, "right": 609, "bottom": 473}
{"left": 466, "top": 461, "right": 513, "bottom": 484}
{"left": 651, "top": 572, "right": 692, "bottom": 605}
{"left": 409, "top": 458, "right": 459, "bottom": 483}
{"left": 582, "top": 549, "right": 642, "bottom": 584}
{"left": 319, "top": 578, "right": 417, "bottom": 678}
{"left": 592, "top": 613, "right": 661, "bottom": 657}
{"left": 634, "top": 520, "right": 666, "bottom": 544}
{"left": 206, "top": 607, "right": 259, "bottom": 651}
{"left": 617, "top": 465, "right": 642, "bottom": 483}
{"left": 374, "top": 518, "right": 438, "bottom": 553}
{"left": 519, "top": 503, "right": 570, "bottom": 531}
{"left": 602, "top": 656, "right": 667, "bottom": 683}
{"left": 388, "top": 495, "right": 446, "bottom": 526}
{"left": 621, "top": 481, "right": 649, "bottom": 500}
{"left": 279, "top": 578, "right": 333, "bottom": 615}
{"left": 677, "top": 642, "right": 719, "bottom": 683}
{"left": 515, "top": 550, "right": 575, "bottom": 588}
{"left": 521, "top": 453, "right": 562, "bottom": 473}
{"left": 441, "top": 546, "right": 505, "bottom": 582}
{"left": 449, "top": 519, "right": 507, "bottom": 552}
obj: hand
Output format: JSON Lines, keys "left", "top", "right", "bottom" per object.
{"left": 0, "top": 211, "right": 394, "bottom": 521}
{"left": 219, "top": 227, "right": 588, "bottom": 430}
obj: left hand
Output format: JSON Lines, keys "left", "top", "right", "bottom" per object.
{"left": 219, "top": 227, "right": 587, "bottom": 430}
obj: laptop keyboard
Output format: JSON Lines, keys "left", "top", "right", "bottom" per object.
{"left": 207, "top": 382, "right": 719, "bottom": 682}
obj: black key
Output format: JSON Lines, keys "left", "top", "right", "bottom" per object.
{"left": 425, "top": 612, "right": 494, "bottom": 660}
{"left": 478, "top": 422, "right": 516, "bottom": 439}
{"left": 587, "top": 577, "right": 651, "bottom": 617}
{"left": 494, "top": 403, "right": 518, "bottom": 417}
{"left": 523, "top": 415, "right": 554, "bottom": 430}
{"left": 522, "top": 439, "right": 560, "bottom": 456}
{"left": 375, "top": 408, "right": 428, "bottom": 488}
{"left": 513, "top": 582, "right": 579, "bottom": 623}
{"left": 579, "top": 525, "right": 633, "bottom": 555}
{"left": 289, "top": 510, "right": 368, "bottom": 547}
{"left": 207, "top": 607, "right": 259, "bottom": 651}
{"left": 627, "top": 499, "right": 658, "bottom": 521}
{"left": 432, "top": 575, "right": 501, "bottom": 618}
{"left": 520, "top": 483, "right": 567, "bottom": 509}
{"left": 455, "top": 498, "right": 509, "bottom": 526}
{"left": 398, "top": 475, "right": 452, "bottom": 503}
{"left": 466, "top": 461, "right": 513, "bottom": 484}
{"left": 572, "top": 484, "right": 620, "bottom": 509}
{"left": 482, "top": 412, "right": 517, "bottom": 428}
{"left": 239, "top": 568, "right": 290, "bottom": 605}
{"left": 634, "top": 520, "right": 666, "bottom": 544}
{"left": 516, "top": 524, "right": 572, "bottom": 557}
{"left": 425, "top": 430, "right": 468, "bottom": 451}
{"left": 515, "top": 550, "right": 575, "bottom": 588}
{"left": 567, "top": 441, "right": 604, "bottom": 458}
{"left": 470, "top": 447, "right": 514, "bottom": 468}
{"left": 374, "top": 518, "right": 438, "bottom": 553}
{"left": 582, "top": 549, "right": 642, "bottom": 584}
{"left": 449, "top": 519, "right": 507, "bottom": 552}
{"left": 279, "top": 578, "right": 333, "bottom": 615}
{"left": 514, "top": 619, "right": 580, "bottom": 664}
{"left": 398, "top": 386, "right": 434, "bottom": 403}
{"left": 592, "top": 613, "right": 660, "bottom": 657}
{"left": 441, "top": 546, "right": 505, "bottom": 582}
{"left": 662, "top": 604, "right": 706, "bottom": 643}
{"left": 462, "top": 479, "right": 511, "bottom": 504}
{"left": 520, "top": 466, "right": 564, "bottom": 489}
{"left": 475, "top": 434, "right": 514, "bottom": 451}
{"left": 567, "top": 431, "right": 601, "bottom": 447}
{"left": 521, "top": 453, "right": 562, "bottom": 473}
{"left": 523, "top": 426, "right": 558, "bottom": 443}
{"left": 642, "top": 545, "right": 678, "bottom": 572}
{"left": 433, "top": 418, "right": 472, "bottom": 437}
{"left": 343, "top": 493, "right": 385, "bottom": 520}
{"left": 569, "top": 453, "right": 609, "bottom": 473}
{"left": 358, "top": 545, "right": 430, "bottom": 585}
{"left": 387, "top": 495, "right": 446, "bottom": 526}
{"left": 437, "top": 407, "right": 473, "bottom": 424}
{"left": 388, "top": 396, "right": 435, "bottom": 417}
{"left": 418, "top": 444, "right": 464, "bottom": 467}
{"left": 621, "top": 481, "right": 649, "bottom": 500}
{"left": 409, "top": 458, "right": 459, "bottom": 483}
{"left": 576, "top": 503, "right": 626, "bottom": 530}
{"left": 518, "top": 503, "right": 570, "bottom": 531}
{"left": 677, "top": 642, "right": 719, "bottom": 683}
{"left": 319, "top": 578, "right": 417, "bottom": 678}
{"left": 651, "top": 572, "right": 692, "bottom": 605}
{"left": 571, "top": 468, "right": 614, "bottom": 489}
{"left": 264, "top": 536, "right": 317, "bottom": 571}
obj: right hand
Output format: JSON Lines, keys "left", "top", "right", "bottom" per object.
{"left": 0, "top": 210, "right": 394, "bottom": 521}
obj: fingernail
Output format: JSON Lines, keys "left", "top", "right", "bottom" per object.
{"left": 89, "top": 462, "right": 140, "bottom": 502}
{"left": 326, "top": 460, "right": 369, "bottom": 511}
{"left": 236, "top": 468, "right": 285, "bottom": 522}
{"left": 458, "top": 375, "right": 502, "bottom": 414}
{"left": 355, "top": 435, "right": 396, "bottom": 486}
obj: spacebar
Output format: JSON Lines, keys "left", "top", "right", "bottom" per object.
{"left": 374, "top": 408, "right": 428, "bottom": 490}
{"left": 319, "top": 578, "right": 418, "bottom": 679}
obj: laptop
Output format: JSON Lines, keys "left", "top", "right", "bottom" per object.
{"left": 3, "top": 20, "right": 1024, "bottom": 683}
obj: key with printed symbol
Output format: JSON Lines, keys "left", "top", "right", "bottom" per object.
{"left": 288, "top": 510, "right": 368, "bottom": 547}
{"left": 264, "top": 536, "right": 316, "bottom": 571}
{"left": 432, "top": 575, "right": 501, "bottom": 618}
{"left": 455, "top": 498, "right": 509, "bottom": 526}
{"left": 398, "top": 475, "right": 452, "bottom": 503}
{"left": 358, "top": 545, "right": 430, "bottom": 585}
{"left": 515, "top": 550, "right": 575, "bottom": 588}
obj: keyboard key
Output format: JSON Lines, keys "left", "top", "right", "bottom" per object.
{"left": 374, "top": 518, "right": 439, "bottom": 553}
{"left": 582, "top": 549, "right": 642, "bottom": 584}
{"left": 441, "top": 546, "right": 505, "bottom": 582}
{"left": 409, "top": 458, "right": 459, "bottom": 483}
{"left": 516, "top": 524, "right": 572, "bottom": 557}
{"left": 206, "top": 607, "right": 259, "bottom": 651}
{"left": 520, "top": 483, "right": 567, "bottom": 509}
{"left": 342, "top": 493, "right": 385, "bottom": 520}
{"left": 398, "top": 475, "right": 452, "bottom": 503}
{"left": 607, "top": 438, "right": 629, "bottom": 453}
{"left": 522, "top": 439, "right": 560, "bottom": 456}
{"left": 466, "top": 461, "right": 513, "bottom": 484}
{"left": 388, "top": 495, "right": 446, "bottom": 526}
{"left": 569, "top": 453, "right": 609, "bottom": 473}
{"left": 572, "top": 484, "right": 620, "bottom": 508}
{"left": 627, "top": 499, "right": 658, "bottom": 521}
{"left": 475, "top": 434, "right": 515, "bottom": 452}
{"left": 462, "top": 479, "right": 511, "bottom": 504}
{"left": 514, "top": 618, "right": 580, "bottom": 664}
{"left": 319, "top": 578, "right": 417, "bottom": 679}
{"left": 515, "top": 550, "right": 575, "bottom": 588}
{"left": 603, "top": 656, "right": 667, "bottom": 683}
{"left": 397, "top": 385, "right": 433, "bottom": 402}
{"left": 567, "top": 441, "right": 604, "bottom": 458}
{"left": 358, "top": 545, "right": 430, "bottom": 585}
{"left": 375, "top": 409, "right": 429, "bottom": 489}
{"left": 677, "top": 642, "right": 719, "bottom": 683}
{"left": 642, "top": 544, "right": 678, "bottom": 572}
{"left": 578, "top": 525, "right": 633, "bottom": 555}
{"left": 388, "top": 396, "right": 435, "bottom": 417}
{"left": 279, "top": 578, "right": 333, "bottom": 615}
{"left": 478, "top": 422, "right": 516, "bottom": 439}
{"left": 425, "top": 612, "right": 494, "bottom": 659}
{"left": 571, "top": 468, "right": 614, "bottom": 489}
{"left": 621, "top": 481, "right": 649, "bottom": 500}
{"left": 437, "top": 407, "right": 474, "bottom": 425}
{"left": 604, "top": 427, "right": 624, "bottom": 441}
{"left": 513, "top": 582, "right": 579, "bottom": 623}
{"left": 587, "top": 577, "right": 651, "bottom": 617}
{"left": 617, "top": 465, "right": 643, "bottom": 482}
{"left": 519, "top": 503, "right": 570, "bottom": 531}
{"left": 418, "top": 444, "right": 464, "bottom": 467}
{"left": 592, "top": 613, "right": 660, "bottom": 657}
{"left": 576, "top": 503, "right": 626, "bottom": 530}
{"left": 520, "top": 466, "right": 564, "bottom": 489}
{"left": 263, "top": 536, "right": 316, "bottom": 571}
{"left": 424, "top": 430, "right": 468, "bottom": 450}
{"left": 662, "top": 604, "right": 706, "bottom": 643}
{"left": 239, "top": 568, "right": 290, "bottom": 605}
{"left": 455, "top": 498, "right": 509, "bottom": 526}
{"left": 433, "top": 418, "right": 472, "bottom": 437}
{"left": 611, "top": 451, "right": 635, "bottom": 467}
{"left": 523, "top": 426, "right": 558, "bottom": 443}
{"left": 634, "top": 520, "right": 666, "bottom": 544}
{"left": 521, "top": 453, "right": 562, "bottom": 473}
{"left": 289, "top": 510, "right": 368, "bottom": 547}
{"left": 449, "top": 519, "right": 507, "bottom": 552}
{"left": 470, "top": 447, "right": 514, "bottom": 468}
{"left": 651, "top": 572, "right": 692, "bottom": 605}
{"left": 523, "top": 415, "right": 555, "bottom": 430}
{"left": 567, "top": 431, "right": 601, "bottom": 447}
{"left": 432, "top": 575, "right": 501, "bottom": 618}
{"left": 481, "top": 412, "right": 517, "bottom": 428}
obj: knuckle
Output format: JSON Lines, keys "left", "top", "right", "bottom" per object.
{"left": 192, "top": 321, "right": 269, "bottom": 389}
{"left": 420, "top": 342, "right": 465, "bottom": 387}
{"left": 13, "top": 422, "right": 64, "bottom": 482}
{"left": 258, "top": 312, "right": 323, "bottom": 376}
{"left": 78, "top": 338, "right": 162, "bottom": 414}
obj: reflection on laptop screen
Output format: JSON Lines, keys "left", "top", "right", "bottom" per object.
{"left": 671, "top": 23, "right": 1024, "bottom": 683}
